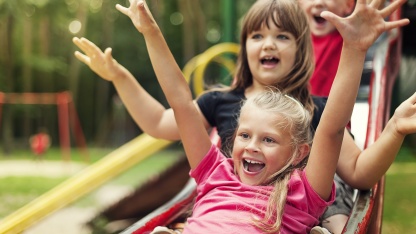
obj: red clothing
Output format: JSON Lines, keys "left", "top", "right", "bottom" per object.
{"left": 30, "top": 133, "right": 50, "bottom": 155}
{"left": 310, "top": 31, "right": 343, "bottom": 97}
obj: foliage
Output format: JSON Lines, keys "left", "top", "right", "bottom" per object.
{"left": 0, "top": 0, "right": 255, "bottom": 150}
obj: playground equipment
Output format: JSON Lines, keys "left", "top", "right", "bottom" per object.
{"left": 0, "top": 91, "right": 88, "bottom": 161}
{"left": 0, "top": 43, "right": 238, "bottom": 234}
{"left": 119, "top": 3, "right": 404, "bottom": 234}
{"left": 0, "top": 2, "right": 406, "bottom": 231}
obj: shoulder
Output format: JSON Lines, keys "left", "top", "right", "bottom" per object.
{"left": 312, "top": 96, "right": 327, "bottom": 116}
{"left": 311, "top": 96, "right": 327, "bottom": 130}
{"left": 197, "top": 88, "right": 244, "bottom": 105}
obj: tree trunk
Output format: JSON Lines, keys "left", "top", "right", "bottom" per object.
{"left": 68, "top": 0, "right": 88, "bottom": 104}
{"left": 94, "top": 0, "right": 115, "bottom": 146}
{"left": 22, "top": 17, "right": 34, "bottom": 143}
{"left": 1, "top": 16, "right": 15, "bottom": 155}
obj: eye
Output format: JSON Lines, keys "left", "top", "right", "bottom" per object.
{"left": 263, "top": 137, "right": 276, "bottom": 144}
{"left": 250, "top": 33, "right": 263, "bottom": 40}
{"left": 240, "top": 132, "right": 250, "bottom": 139}
{"left": 277, "top": 34, "right": 290, "bottom": 40}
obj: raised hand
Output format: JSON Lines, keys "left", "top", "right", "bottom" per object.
{"left": 392, "top": 92, "right": 416, "bottom": 136}
{"left": 73, "top": 37, "right": 128, "bottom": 82}
{"left": 321, "top": 0, "right": 409, "bottom": 51}
{"left": 116, "top": 0, "right": 157, "bottom": 35}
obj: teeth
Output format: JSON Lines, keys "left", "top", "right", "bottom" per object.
{"left": 245, "top": 159, "right": 262, "bottom": 164}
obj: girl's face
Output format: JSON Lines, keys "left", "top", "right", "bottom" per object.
{"left": 245, "top": 18, "right": 297, "bottom": 89}
{"left": 298, "top": 0, "right": 354, "bottom": 37}
{"left": 232, "top": 104, "right": 294, "bottom": 186}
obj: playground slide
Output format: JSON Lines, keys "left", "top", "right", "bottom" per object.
{"left": 118, "top": 3, "right": 404, "bottom": 233}
{"left": 0, "top": 134, "right": 173, "bottom": 234}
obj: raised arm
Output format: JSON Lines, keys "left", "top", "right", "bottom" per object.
{"left": 337, "top": 92, "right": 416, "bottom": 189}
{"left": 305, "top": 0, "right": 409, "bottom": 199}
{"left": 116, "top": 0, "right": 212, "bottom": 169}
{"left": 73, "top": 37, "right": 182, "bottom": 140}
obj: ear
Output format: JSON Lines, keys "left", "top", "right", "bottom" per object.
{"left": 292, "top": 143, "right": 310, "bottom": 166}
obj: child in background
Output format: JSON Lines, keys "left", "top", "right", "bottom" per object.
{"left": 300, "top": 0, "right": 386, "bottom": 97}
{"left": 74, "top": 0, "right": 410, "bottom": 232}
{"left": 299, "top": 0, "right": 385, "bottom": 232}
{"left": 299, "top": 0, "right": 355, "bottom": 97}
{"left": 298, "top": 0, "right": 355, "bottom": 232}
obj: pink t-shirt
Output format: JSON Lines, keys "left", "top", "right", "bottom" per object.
{"left": 310, "top": 31, "right": 343, "bottom": 97}
{"left": 184, "top": 145, "right": 335, "bottom": 234}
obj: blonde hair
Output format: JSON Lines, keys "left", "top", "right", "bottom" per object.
{"left": 238, "top": 89, "right": 312, "bottom": 233}
{"left": 234, "top": 0, "right": 315, "bottom": 115}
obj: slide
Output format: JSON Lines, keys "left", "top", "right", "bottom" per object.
{"left": 119, "top": 3, "right": 404, "bottom": 234}
{"left": 0, "top": 43, "right": 239, "bottom": 234}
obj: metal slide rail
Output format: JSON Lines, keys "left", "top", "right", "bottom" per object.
{"left": 343, "top": 3, "right": 403, "bottom": 233}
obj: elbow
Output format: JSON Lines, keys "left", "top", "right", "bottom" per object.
{"left": 346, "top": 177, "right": 378, "bottom": 190}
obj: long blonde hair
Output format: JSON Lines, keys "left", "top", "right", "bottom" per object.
{"left": 239, "top": 89, "right": 312, "bottom": 233}
{"left": 234, "top": 0, "right": 315, "bottom": 115}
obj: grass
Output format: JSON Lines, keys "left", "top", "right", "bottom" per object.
{"left": 0, "top": 145, "right": 184, "bottom": 219}
{"left": 0, "top": 176, "right": 67, "bottom": 218}
{"left": 382, "top": 146, "right": 416, "bottom": 233}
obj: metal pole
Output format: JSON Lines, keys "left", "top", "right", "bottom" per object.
{"left": 222, "top": 0, "right": 236, "bottom": 43}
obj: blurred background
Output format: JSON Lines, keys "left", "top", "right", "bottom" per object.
{"left": 0, "top": 0, "right": 257, "bottom": 150}
{"left": 0, "top": 0, "right": 416, "bottom": 233}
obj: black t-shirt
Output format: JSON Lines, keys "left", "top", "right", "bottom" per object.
{"left": 197, "top": 88, "right": 327, "bottom": 151}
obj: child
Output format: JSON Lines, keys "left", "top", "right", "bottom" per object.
{"left": 299, "top": 0, "right": 387, "bottom": 232}
{"left": 74, "top": 0, "right": 409, "bottom": 232}
{"left": 299, "top": 0, "right": 386, "bottom": 97}
{"left": 299, "top": 0, "right": 355, "bottom": 97}
{"left": 298, "top": 0, "right": 355, "bottom": 232}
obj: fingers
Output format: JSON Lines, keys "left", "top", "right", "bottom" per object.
{"left": 74, "top": 51, "right": 90, "bottom": 65}
{"left": 104, "top": 48, "right": 113, "bottom": 64}
{"left": 406, "top": 92, "right": 416, "bottom": 105}
{"left": 385, "top": 18, "right": 410, "bottom": 31}
{"left": 380, "top": 0, "right": 407, "bottom": 18}
{"left": 320, "top": 11, "right": 341, "bottom": 25}
{"left": 115, "top": 4, "right": 129, "bottom": 16}
{"left": 138, "top": 0, "right": 150, "bottom": 17}
{"left": 79, "top": 37, "right": 102, "bottom": 55}
{"left": 367, "top": 0, "right": 383, "bottom": 9}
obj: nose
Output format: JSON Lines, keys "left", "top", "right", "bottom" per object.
{"left": 312, "top": 0, "right": 325, "bottom": 7}
{"left": 262, "top": 36, "right": 277, "bottom": 51}
{"left": 245, "top": 139, "right": 260, "bottom": 153}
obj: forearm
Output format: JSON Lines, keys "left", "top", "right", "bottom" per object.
{"left": 307, "top": 47, "right": 367, "bottom": 197}
{"left": 323, "top": 46, "right": 366, "bottom": 132}
{"left": 112, "top": 69, "right": 180, "bottom": 140}
{"left": 143, "top": 28, "right": 192, "bottom": 108}
{"left": 345, "top": 120, "right": 404, "bottom": 189}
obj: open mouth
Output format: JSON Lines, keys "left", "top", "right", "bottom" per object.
{"left": 313, "top": 15, "right": 326, "bottom": 25}
{"left": 243, "top": 159, "right": 265, "bottom": 173}
{"left": 261, "top": 56, "right": 279, "bottom": 66}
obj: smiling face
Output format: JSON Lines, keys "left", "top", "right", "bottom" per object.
{"left": 245, "top": 18, "right": 297, "bottom": 89}
{"left": 298, "top": 0, "right": 355, "bottom": 36}
{"left": 232, "top": 103, "right": 295, "bottom": 186}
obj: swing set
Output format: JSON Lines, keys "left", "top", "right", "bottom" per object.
{"left": 0, "top": 91, "right": 88, "bottom": 161}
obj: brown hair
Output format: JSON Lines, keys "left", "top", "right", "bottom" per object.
{"left": 233, "top": 0, "right": 315, "bottom": 115}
